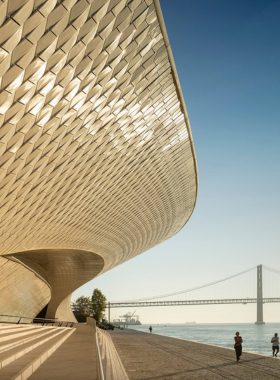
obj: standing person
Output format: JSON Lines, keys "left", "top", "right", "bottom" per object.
{"left": 149, "top": 325, "right": 152, "bottom": 333}
{"left": 234, "top": 332, "right": 243, "bottom": 362}
{"left": 271, "top": 333, "right": 279, "bottom": 357}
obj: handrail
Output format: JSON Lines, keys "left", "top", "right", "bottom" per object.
{"left": 86, "top": 317, "right": 104, "bottom": 380}
{"left": 96, "top": 329, "right": 105, "bottom": 380}
{"left": 0, "top": 314, "right": 58, "bottom": 320}
{"left": 0, "top": 314, "right": 75, "bottom": 328}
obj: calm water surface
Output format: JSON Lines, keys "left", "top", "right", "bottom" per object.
{"left": 131, "top": 323, "right": 280, "bottom": 356}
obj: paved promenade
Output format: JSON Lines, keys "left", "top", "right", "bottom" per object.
{"left": 109, "top": 329, "right": 280, "bottom": 380}
{"left": 29, "top": 324, "right": 97, "bottom": 380}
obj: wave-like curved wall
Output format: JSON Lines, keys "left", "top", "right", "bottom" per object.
{"left": 0, "top": 0, "right": 198, "bottom": 320}
{"left": 0, "top": 256, "right": 51, "bottom": 320}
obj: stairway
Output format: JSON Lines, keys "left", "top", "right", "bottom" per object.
{"left": 0, "top": 323, "right": 75, "bottom": 380}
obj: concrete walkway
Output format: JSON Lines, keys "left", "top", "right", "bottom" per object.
{"left": 109, "top": 329, "right": 280, "bottom": 380}
{"left": 29, "top": 324, "right": 97, "bottom": 380}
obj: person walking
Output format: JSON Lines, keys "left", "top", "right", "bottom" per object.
{"left": 271, "top": 333, "right": 279, "bottom": 357}
{"left": 149, "top": 325, "right": 152, "bottom": 333}
{"left": 234, "top": 332, "right": 243, "bottom": 362}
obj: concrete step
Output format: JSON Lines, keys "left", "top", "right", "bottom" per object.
{"left": 0, "top": 327, "right": 44, "bottom": 343}
{"left": 0, "top": 325, "right": 28, "bottom": 330}
{"left": 0, "top": 327, "right": 59, "bottom": 355}
{"left": 0, "top": 327, "right": 67, "bottom": 368}
{"left": 0, "top": 328, "right": 53, "bottom": 351}
{"left": 0, "top": 327, "right": 75, "bottom": 380}
{"left": 0, "top": 326, "right": 36, "bottom": 335}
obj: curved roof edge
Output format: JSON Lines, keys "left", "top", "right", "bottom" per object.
{"left": 154, "top": 0, "right": 199, "bottom": 209}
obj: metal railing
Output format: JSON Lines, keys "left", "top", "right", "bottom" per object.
{"left": 0, "top": 314, "right": 75, "bottom": 328}
{"left": 96, "top": 329, "right": 105, "bottom": 380}
{"left": 86, "top": 317, "right": 104, "bottom": 380}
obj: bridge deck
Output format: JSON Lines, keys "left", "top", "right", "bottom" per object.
{"left": 109, "top": 329, "right": 280, "bottom": 379}
{"left": 108, "top": 297, "right": 280, "bottom": 308}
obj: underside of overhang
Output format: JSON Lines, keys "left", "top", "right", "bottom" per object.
{"left": 5, "top": 249, "right": 104, "bottom": 322}
{"left": 0, "top": 256, "right": 51, "bottom": 321}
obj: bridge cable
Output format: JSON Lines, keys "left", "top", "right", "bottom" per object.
{"left": 263, "top": 266, "right": 280, "bottom": 275}
{"left": 114, "top": 266, "right": 257, "bottom": 302}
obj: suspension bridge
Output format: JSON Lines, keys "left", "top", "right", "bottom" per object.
{"left": 107, "top": 265, "right": 280, "bottom": 324}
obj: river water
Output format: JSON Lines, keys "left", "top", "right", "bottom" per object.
{"left": 130, "top": 323, "right": 280, "bottom": 356}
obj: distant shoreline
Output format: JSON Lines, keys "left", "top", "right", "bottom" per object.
{"left": 131, "top": 322, "right": 280, "bottom": 325}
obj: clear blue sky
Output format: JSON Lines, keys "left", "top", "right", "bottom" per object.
{"left": 73, "top": 0, "right": 280, "bottom": 323}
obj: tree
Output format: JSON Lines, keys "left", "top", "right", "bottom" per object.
{"left": 71, "top": 296, "right": 92, "bottom": 313}
{"left": 91, "top": 288, "right": 107, "bottom": 323}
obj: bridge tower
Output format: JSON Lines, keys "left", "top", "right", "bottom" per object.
{"left": 255, "top": 265, "right": 265, "bottom": 324}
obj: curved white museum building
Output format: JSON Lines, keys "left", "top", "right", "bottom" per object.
{"left": 0, "top": 0, "right": 198, "bottom": 322}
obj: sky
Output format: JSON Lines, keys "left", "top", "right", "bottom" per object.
{"left": 72, "top": 0, "right": 280, "bottom": 324}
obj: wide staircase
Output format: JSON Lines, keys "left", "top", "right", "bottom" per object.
{"left": 0, "top": 323, "right": 75, "bottom": 380}
{"left": 0, "top": 320, "right": 128, "bottom": 380}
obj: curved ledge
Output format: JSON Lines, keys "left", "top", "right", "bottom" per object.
{"left": 154, "top": 0, "right": 199, "bottom": 204}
